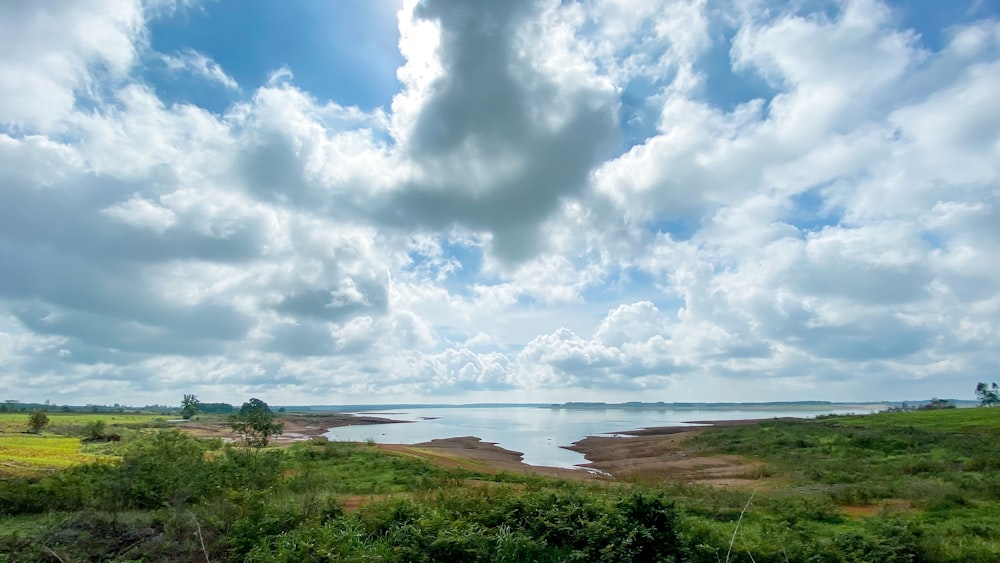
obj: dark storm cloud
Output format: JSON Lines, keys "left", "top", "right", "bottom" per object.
{"left": 383, "top": 0, "right": 619, "bottom": 262}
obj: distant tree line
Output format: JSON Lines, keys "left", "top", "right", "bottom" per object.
{"left": 197, "top": 402, "right": 236, "bottom": 414}
{"left": 884, "top": 398, "right": 956, "bottom": 413}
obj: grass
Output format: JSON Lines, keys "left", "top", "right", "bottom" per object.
{"left": 283, "top": 440, "right": 458, "bottom": 495}
{"left": 683, "top": 407, "right": 1000, "bottom": 560}
{"left": 0, "top": 412, "right": 171, "bottom": 435}
{"left": 831, "top": 406, "right": 1000, "bottom": 431}
{"left": 0, "top": 511, "right": 66, "bottom": 537}
{"left": 0, "top": 413, "right": 167, "bottom": 478}
{"left": 0, "top": 435, "right": 116, "bottom": 477}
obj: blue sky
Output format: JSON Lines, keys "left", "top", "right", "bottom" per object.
{"left": 148, "top": 2, "right": 404, "bottom": 112}
{"left": 1, "top": 0, "right": 999, "bottom": 406}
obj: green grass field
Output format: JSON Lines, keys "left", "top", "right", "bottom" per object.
{"left": 686, "top": 407, "right": 1000, "bottom": 560}
{"left": 0, "top": 412, "right": 170, "bottom": 434}
{"left": 831, "top": 406, "right": 1000, "bottom": 431}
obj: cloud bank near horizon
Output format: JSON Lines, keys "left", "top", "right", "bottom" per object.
{"left": 1, "top": 0, "right": 998, "bottom": 405}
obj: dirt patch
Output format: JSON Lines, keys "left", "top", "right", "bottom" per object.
{"left": 339, "top": 493, "right": 399, "bottom": 513}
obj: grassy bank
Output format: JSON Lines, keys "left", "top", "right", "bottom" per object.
{"left": 685, "top": 406, "right": 1000, "bottom": 560}
{"left": 0, "top": 407, "right": 998, "bottom": 561}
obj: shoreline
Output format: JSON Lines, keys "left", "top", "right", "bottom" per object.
{"left": 179, "top": 412, "right": 407, "bottom": 444}
{"left": 562, "top": 419, "right": 768, "bottom": 486}
{"left": 180, "top": 414, "right": 768, "bottom": 486}
{"left": 611, "top": 417, "right": 779, "bottom": 436}
{"left": 378, "top": 419, "right": 771, "bottom": 486}
{"left": 380, "top": 437, "right": 598, "bottom": 481}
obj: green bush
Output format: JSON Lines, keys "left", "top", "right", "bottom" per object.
{"left": 117, "top": 430, "right": 214, "bottom": 508}
{"left": 832, "top": 519, "right": 925, "bottom": 563}
{"left": 218, "top": 445, "right": 284, "bottom": 490}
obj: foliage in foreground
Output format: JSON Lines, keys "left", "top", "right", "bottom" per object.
{"left": 242, "top": 487, "right": 686, "bottom": 563}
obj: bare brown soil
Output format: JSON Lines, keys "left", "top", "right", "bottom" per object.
{"left": 339, "top": 493, "right": 400, "bottom": 513}
{"left": 380, "top": 437, "right": 599, "bottom": 481}
{"left": 567, "top": 426, "right": 766, "bottom": 488}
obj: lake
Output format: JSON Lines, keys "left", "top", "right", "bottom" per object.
{"left": 324, "top": 405, "right": 879, "bottom": 469}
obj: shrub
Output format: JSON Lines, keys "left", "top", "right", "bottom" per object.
{"left": 116, "top": 430, "right": 214, "bottom": 509}
{"left": 27, "top": 409, "right": 49, "bottom": 434}
{"left": 83, "top": 420, "right": 107, "bottom": 441}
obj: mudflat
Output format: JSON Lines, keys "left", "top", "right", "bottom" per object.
{"left": 566, "top": 421, "right": 766, "bottom": 487}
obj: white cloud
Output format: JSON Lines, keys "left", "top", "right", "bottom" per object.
{"left": 0, "top": 0, "right": 145, "bottom": 131}
{"left": 1, "top": 0, "right": 999, "bottom": 405}
{"left": 101, "top": 195, "right": 177, "bottom": 233}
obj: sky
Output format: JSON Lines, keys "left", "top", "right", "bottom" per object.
{"left": 1, "top": 0, "right": 999, "bottom": 407}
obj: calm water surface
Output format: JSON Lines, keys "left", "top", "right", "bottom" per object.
{"left": 325, "top": 406, "right": 877, "bottom": 469}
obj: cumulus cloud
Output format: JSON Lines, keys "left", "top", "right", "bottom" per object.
{"left": 0, "top": 0, "right": 145, "bottom": 131}
{"left": 0, "top": 0, "right": 998, "bottom": 405}
{"left": 385, "top": 0, "right": 619, "bottom": 261}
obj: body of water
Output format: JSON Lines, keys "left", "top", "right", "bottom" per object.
{"left": 324, "top": 405, "right": 878, "bottom": 469}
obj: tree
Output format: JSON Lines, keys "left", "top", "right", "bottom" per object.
{"left": 976, "top": 382, "right": 999, "bottom": 407}
{"left": 84, "top": 420, "right": 107, "bottom": 441}
{"left": 28, "top": 409, "right": 49, "bottom": 434}
{"left": 118, "top": 430, "right": 212, "bottom": 508}
{"left": 228, "top": 398, "right": 284, "bottom": 488}
{"left": 180, "top": 394, "right": 200, "bottom": 420}
{"left": 229, "top": 398, "right": 283, "bottom": 452}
